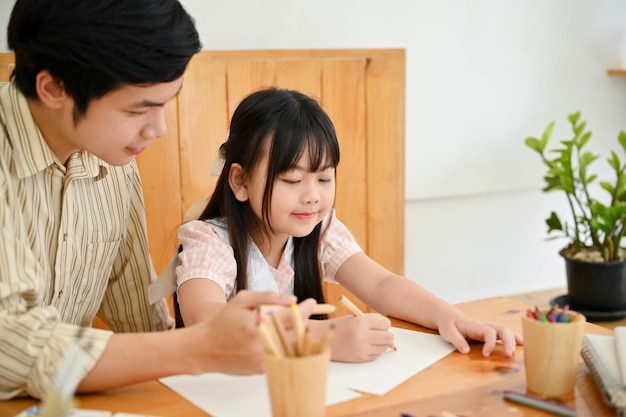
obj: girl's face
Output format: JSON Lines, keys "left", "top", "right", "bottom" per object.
{"left": 246, "top": 147, "right": 336, "bottom": 242}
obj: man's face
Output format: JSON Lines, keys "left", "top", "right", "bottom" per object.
{"left": 65, "top": 77, "right": 183, "bottom": 166}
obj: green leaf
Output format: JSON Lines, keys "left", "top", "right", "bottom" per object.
{"left": 540, "top": 122, "right": 555, "bottom": 151}
{"left": 525, "top": 137, "right": 542, "bottom": 153}
{"left": 579, "top": 151, "right": 599, "bottom": 182}
{"left": 608, "top": 150, "right": 621, "bottom": 171}
{"left": 574, "top": 121, "right": 587, "bottom": 137}
{"left": 542, "top": 175, "right": 564, "bottom": 192}
{"left": 600, "top": 181, "right": 615, "bottom": 195}
{"left": 546, "top": 212, "right": 563, "bottom": 232}
{"left": 578, "top": 131, "right": 592, "bottom": 149}
{"left": 591, "top": 218, "right": 609, "bottom": 233}
{"left": 619, "top": 131, "right": 626, "bottom": 154}
{"left": 560, "top": 175, "right": 575, "bottom": 193}
{"left": 568, "top": 111, "right": 581, "bottom": 126}
{"left": 580, "top": 152, "right": 597, "bottom": 165}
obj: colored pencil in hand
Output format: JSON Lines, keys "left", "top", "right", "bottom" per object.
{"left": 338, "top": 295, "right": 398, "bottom": 351}
{"left": 259, "top": 303, "right": 337, "bottom": 316}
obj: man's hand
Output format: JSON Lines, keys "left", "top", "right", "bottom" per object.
{"left": 192, "top": 291, "right": 318, "bottom": 374}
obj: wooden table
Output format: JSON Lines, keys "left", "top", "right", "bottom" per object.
{"left": 0, "top": 297, "right": 616, "bottom": 417}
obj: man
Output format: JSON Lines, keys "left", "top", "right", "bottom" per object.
{"left": 0, "top": 0, "right": 315, "bottom": 400}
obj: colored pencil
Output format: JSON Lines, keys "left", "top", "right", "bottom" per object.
{"left": 269, "top": 310, "right": 295, "bottom": 357}
{"left": 257, "top": 303, "right": 335, "bottom": 357}
{"left": 257, "top": 317, "right": 283, "bottom": 357}
{"left": 291, "top": 303, "right": 305, "bottom": 355}
{"left": 260, "top": 303, "right": 336, "bottom": 316}
{"left": 313, "top": 323, "right": 336, "bottom": 355}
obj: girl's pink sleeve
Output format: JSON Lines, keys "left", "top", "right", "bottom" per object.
{"left": 176, "top": 220, "right": 237, "bottom": 298}
{"left": 318, "top": 210, "right": 362, "bottom": 282}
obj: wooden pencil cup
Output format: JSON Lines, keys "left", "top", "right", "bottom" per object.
{"left": 522, "top": 310, "right": 586, "bottom": 397}
{"left": 263, "top": 349, "right": 330, "bottom": 417}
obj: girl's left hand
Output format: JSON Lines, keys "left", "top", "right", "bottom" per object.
{"left": 437, "top": 316, "right": 523, "bottom": 357}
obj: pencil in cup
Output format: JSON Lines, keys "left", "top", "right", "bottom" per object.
{"left": 338, "top": 295, "right": 398, "bottom": 351}
{"left": 525, "top": 304, "right": 581, "bottom": 323}
{"left": 521, "top": 307, "right": 586, "bottom": 396}
{"left": 263, "top": 344, "right": 331, "bottom": 417}
{"left": 257, "top": 304, "right": 335, "bottom": 357}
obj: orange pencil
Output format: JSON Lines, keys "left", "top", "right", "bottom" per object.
{"left": 338, "top": 295, "right": 398, "bottom": 351}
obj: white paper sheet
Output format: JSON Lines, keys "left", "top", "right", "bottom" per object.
{"left": 159, "top": 327, "right": 454, "bottom": 416}
{"left": 159, "top": 373, "right": 359, "bottom": 417}
{"left": 329, "top": 327, "right": 455, "bottom": 395}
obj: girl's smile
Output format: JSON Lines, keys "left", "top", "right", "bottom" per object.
{"left": 293, "top": 211, "right": 318, "bottom": 221}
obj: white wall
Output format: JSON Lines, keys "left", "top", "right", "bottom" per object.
{"left": 2, "top": 0, "right": 626, "bottom": 303}
{"left": 0, "top": 1, "right": 11, "bottom": 40}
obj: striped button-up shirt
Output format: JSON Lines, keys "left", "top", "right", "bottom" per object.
{"left": 0, "top": 82, "right": 173, "bottom": 399}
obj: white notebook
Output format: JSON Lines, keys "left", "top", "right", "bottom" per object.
{"left": 615, "top": 327, "right": 626, "bottom": 386}
{"left": 581, "top": 333, "right": 626, "bottom": 415}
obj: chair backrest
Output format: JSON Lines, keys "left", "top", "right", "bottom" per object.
{"left": 173, "top": 244, "right": 185, "bottom": 328}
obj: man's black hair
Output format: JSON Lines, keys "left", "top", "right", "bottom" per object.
{"left": 7, "top": 0, "right": 202, "bottom": 115}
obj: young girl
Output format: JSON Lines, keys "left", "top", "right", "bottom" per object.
{"left": 176, "top": 87, "right": 522, "bottom": 363}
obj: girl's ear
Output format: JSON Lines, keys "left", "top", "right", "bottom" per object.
{"left": 34, "top": 70, "right": 67, "bottom": 110}
{"left": 228, "top": 163, "right": 248, "bottom": 202}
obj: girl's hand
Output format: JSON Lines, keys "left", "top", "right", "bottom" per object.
{"left": 437, "top": 315, "right": 523, "bottom": 357}
{"left": 329, "top": 313, "right": 395, "bottom": 362}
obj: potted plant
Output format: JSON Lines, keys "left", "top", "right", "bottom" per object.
{"left": 525, "top": 111, "right": 626, "bottom": 318}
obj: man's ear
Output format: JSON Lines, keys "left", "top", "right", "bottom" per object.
{"left": 228, "top": 163, "right": 248, "bottom": 202}
{"left": 34, "top": 70, "right": 67, "bottom": 109}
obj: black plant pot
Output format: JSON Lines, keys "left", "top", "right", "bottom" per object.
{"left": 560, "top": 249, "right": 626, "bottom": 312}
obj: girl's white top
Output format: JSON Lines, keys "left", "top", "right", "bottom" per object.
{"left": 176, "top": 209, "right": 362, "bottom": 299}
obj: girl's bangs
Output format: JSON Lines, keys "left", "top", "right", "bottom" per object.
{"left": 272, "top": 129, "right": 339, "bottom": 173}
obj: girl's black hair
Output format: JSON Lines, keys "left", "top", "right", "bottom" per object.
{"left": 199, "top": 88, "right": 340, "bottom": 308}
{"left": 8, "top": 0, "right": 201, "bottom": 118}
